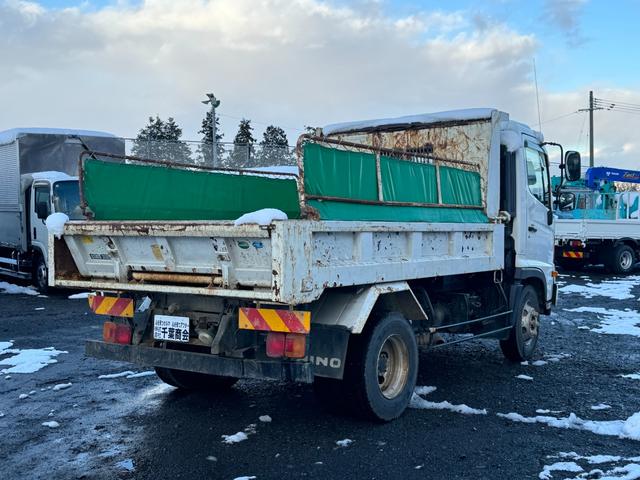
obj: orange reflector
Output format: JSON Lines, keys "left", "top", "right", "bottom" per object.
{"left": 551, "top": 270, "right": 559, "bottom": 279}
{"left": 102, "top": 321, "right": 132, "bottom": 345}
{"left": 239, "top": 307, "right": 310, "bottom": 334}
{"left": 89, "top": 295, "right": 134, "bottom": 318}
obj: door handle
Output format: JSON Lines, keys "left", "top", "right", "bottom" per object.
{"left": 528, "top": 225, "right": 537, "bottom": 233}
{"left": 33, "top": 227, "right": 37, "bottom": 240}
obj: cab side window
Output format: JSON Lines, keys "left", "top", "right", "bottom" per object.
{"left": 34, "top": 185, "right": 51, "bottom": 220}
{"left": 525, "top": 147, "right": 549, "bottom": 205}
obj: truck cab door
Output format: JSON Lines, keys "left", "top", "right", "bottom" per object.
{"left": 514, "top": 136, "right": 554, "bottom": 301}
{"left": 31, "top": 182, "right": 51, "bottom": 261}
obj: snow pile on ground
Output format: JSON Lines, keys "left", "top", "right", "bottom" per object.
{"left": 621, "top": 372, "right": 640, "bottom": 380}
{"left": 538, "top": 461, "right": 583, "bottom": 479}
{"left": 566, "top": 307, "right": 640, "bottom": 337}
{"left": 0, "top": 282, "right": 38, "bottom": 296}
{"left": 222, "top": 432, "right": 249, "bottom": 444}
{"left": 336, "top": 439, "right": 353, "bottom": 447}
{"left": 45, "top": 213, "right": 69, "bottom": 239}
{"left": 410, "top": 386, "right": 487, "bottom": 415}
{"left": 591, "top": 404, "right": 611, "bottom": 410}
{"left": 115, "top": 459, "right": 135, "bottom": 472}
{"left": 98, "top": 370, "right": 155, "bottom": 379}
{"left": 516, "top": 374, "right": 534, "bottom": 381}
{"left": 497, "top": 411, "right": 640, "bottom": 441}
{"left": 559, "top": 276, "right": 639, "bottom": 300}
{"left": 233, "top": 476, "right": 257, "bottom": 480}
{"left": 42, "top": 421, "right": 60, "bottom": 428}
{"left": 234, "top": 208, "right": 288, "bottom": 226}
{"left": 0, "top": 345, "right": 68, "bottom": 374}
{"left": 258, "top": 415, "right": 272, "bottom": 423}
{"left": 52, "top": 383, "right": 72, "bottom": 391}
{"left": 539, "top": 452, "right": 640, "bottom": 479}
{"left": 68, "top": 292, "right": 92, "bottom": 299}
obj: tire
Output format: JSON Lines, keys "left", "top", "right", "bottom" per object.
{"left": 607, "top": 244, "right": 635, "bottom": 275}
{"left": 154, "top": 367, "right": 238, "bottom": 391}
{"left": 32, "top": 253, "right": 48, "bottom": 294}
{"left": 341, "top": 312, "right": 418, "bottom": 422}
{"left": 500, "top": 285, "right": 540, "bottom": 362}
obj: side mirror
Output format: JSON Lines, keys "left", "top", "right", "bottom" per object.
{"left": 36, "top": 201, "right": 50, "bottom": 220}
{"left": 564, "top": 151, "right": 581, "bottom": 182}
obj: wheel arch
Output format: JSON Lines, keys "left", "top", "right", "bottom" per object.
{"left": 514, "top": 267, "right": 547, "bottom": 313}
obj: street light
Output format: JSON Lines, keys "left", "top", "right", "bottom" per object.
{"left": 202, "top": 93, "right": 220, "bottom": 167}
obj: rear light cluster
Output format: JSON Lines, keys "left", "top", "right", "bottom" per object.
{"left": 103, "top": 321, "right": 132, "bottom": 345}
{"left": 266, "top": 332, "right": 306, "bottom": 359}
{"left": 570, "top": 240, "right": 584, "bottom": 248}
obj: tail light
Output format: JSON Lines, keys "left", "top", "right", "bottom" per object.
{"left": 570, "top": 240, "right": 583, "bottom": 248}
{"left": 266, "top": 332, "right": 306, "bottom": 358}
{"left": 103, "top": 321, "right": 132, "bottom": 345}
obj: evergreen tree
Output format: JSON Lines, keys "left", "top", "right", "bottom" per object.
{"left": 228, "top": 119, "right": 256, "bottom": 168}
{"left": 198, "top": 110, "right": 225, "bottom": 166}
{"left": 258, "top": 125, "right": 292, "bottom": 166}
{"left": 132, "top": 116, "right": 192, "bottom": 163}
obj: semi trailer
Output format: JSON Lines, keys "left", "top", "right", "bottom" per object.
{"left": 50, "top": 109, "right": 576, "bottom": 420}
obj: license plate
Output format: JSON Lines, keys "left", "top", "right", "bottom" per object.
{"left": 153, "top": 315, "right": 190, "bottom": 343}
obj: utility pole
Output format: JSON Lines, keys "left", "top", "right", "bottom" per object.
{"left": 589, "top": 90, "right": 594, "bottom": 168}
{"left": 202, "top": 93, "right": 221, "bottom": 167}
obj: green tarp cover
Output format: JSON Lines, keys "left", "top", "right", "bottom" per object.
{"left": 83, "top": 158, "right": 301, "bottom": 221}
{"left": 303, "top": 143, "right": 487, "bottom": 223}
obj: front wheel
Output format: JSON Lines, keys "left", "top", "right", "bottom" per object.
{"left": 500, "top": 285, "right": 540, "bottom": 362}
{"left": 341, "top": 312, "right": 418, "bottom": 422}
{"left": 154, "top": 367, "right": 238, "bottom": 391}
{"left": 32, "top": 253, "right": 48, "bottom": 294}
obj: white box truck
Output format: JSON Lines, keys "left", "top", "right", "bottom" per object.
{"left": 0, "top": 128, "right": 124, "bottom": 291}
{"left": 50, "top": 109, "right": 577, "bottom": 420}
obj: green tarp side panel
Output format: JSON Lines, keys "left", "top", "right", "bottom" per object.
{"left": 440, "top": 166, "right": 483, "bottom": 206}
{"left": 83, "top": 158, "right": 301, "bottom": 221}
{"left": 303, "top": 143, "right": 378, "bottom": 200}
{"left": 307, "top": 200, "right": 488, "bottom": 223}
{"left": 380, "top": 156, "right": 437, "bottom": 203}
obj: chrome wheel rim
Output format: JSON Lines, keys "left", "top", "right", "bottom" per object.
{"left": 36, "top": 262, "right": 47, "bottom": 289}
{"left": 520, "top": 300, "right": 539, "bottom": 347}
{"left": 377, "top": 334, "right": 409, "bottom": 399}
{"left": 620, "top": 250, "right": 633, "bottom": 270}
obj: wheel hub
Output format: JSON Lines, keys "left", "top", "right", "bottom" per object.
{"left": 376, "top": 334, "right": 409, "bottom": 399}
{"left": 520, "top": 301, "right": 539, "bottom": 345}
{"left": 620, "top": 250, "right": 633, "bottom": 270}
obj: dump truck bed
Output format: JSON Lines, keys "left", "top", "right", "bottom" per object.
{"left": 51, "top": 219, "right": 504, "bottom": 305}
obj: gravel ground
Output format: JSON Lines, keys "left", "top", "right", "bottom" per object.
{"left": 1, "top": 268, "right": 639, "bottom": 480}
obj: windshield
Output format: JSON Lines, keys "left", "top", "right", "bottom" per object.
{"left": 52, "top": 180, "right": 84, "bottom": 220}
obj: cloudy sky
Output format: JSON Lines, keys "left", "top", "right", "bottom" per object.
{"left": 1, "top": 0, "right": 639, "bottom": 169}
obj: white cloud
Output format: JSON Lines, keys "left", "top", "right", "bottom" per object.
{"left": 0, "top": 0, "right": 637, "bottom": 171}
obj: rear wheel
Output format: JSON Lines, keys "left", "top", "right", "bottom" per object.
{"left": 500, "top": 285, "right": 540, "bottom": 362}
{"left": 607, "top": 244, "right": 635, "bottom": 275}
{"left": 32, "top": 253, "right": 48, "bottom": 294}
{"left": 154, "top": 367, "right": 238, "bottom": 391}
{"left": 341, "top": 312, "right": 418, "bottom": 422}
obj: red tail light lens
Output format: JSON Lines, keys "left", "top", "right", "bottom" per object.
{"left": 103, "top": 321, "right": 132, "bottom": 345}
{"left": 266, "top": 332, "right": 286, "bottom": 358}
{"left": 284, "top": 334, "right": 306, "bottom": 359}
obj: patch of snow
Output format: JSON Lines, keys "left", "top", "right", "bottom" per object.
{"left": 0, "top": 341, "right": 14, "bottom": 353}
{"left": 68, "top": 292, "right": 92, "bottom": 299}
{"left": 414, "top": 386, "right": 437, "bottom": 395}
{"left": 137, "top": 296, "right": 152, "bottom": 312}
{"left": 544, "top": 452, "right": 640, "bottom": 479}
{"left": 0, "top": 346, "right": 67, "bottom": 374}
{"left": 538, "top": 461, "right": 583, "bottom": 479}
{"left": 52, "top": 382, "right": 72, "bottom": 391}
{"left": 336, "top": 439, "right": 353, "bottom": 447}
{"left": 621, "top": 373, "right": 640, "bottom": 380}
{"left": 0, "top": 282, "right": 38, "bottom": 296}
{"left": 536, "top": 409, "right": 563, "bottom": 414}
{"left": 45, "top": 212, "right": 69, "bottom": 239}
{"left": 501, "top": 130, "right": 521, "bottom": 153}
{"left": 222, "top": 432, "right": 249, "bottom": 444}
{"left": 566, "top": 307, "right": 640, "bottom": 337}
{"left": 559, "top": 276, "right": 640, "bottom": 300}
{"left": 545, "top": 353, "right": 571, "bottom": 362}
{"left": 258, "top": 415, "right": 272, "bottom": 423}
{"left": 0, "top": 412, "right": 4, "bottom": 417}
{"left": 410, "top": 393, "right": 487, "bottom": 415}
{"left": 591, "top": 404, "right": 611, "bottom": 411}
{"left": 42, "top": 421, "right": 60, "bottom": 428}
{"left": 516, "top": 374, "right": 534, "bottom": 381}
{"left": 115, "top": 459, "right": 135, "bottom": 472}
{"left": 18, "top": 393, "right": 29, "bottom": 399}
{"left": 232, "top": 477, "right": 256, "bottom": 480}
{"left": 497, "top": 411, "right": 640, "bottom": 441}
{"left": 206, "top": 456, "right": 217, "bottom": 462}
{"left": 98, "top": 370, "right": 154, "bottom": 379}
{"left": 323, "top": 108, "right": 496, "bottom": 136}
{"left": 531, "top": 360, "right": 547, "bottom": 366}
{"left": 125, "top": 371, "right": 155, "bottom": 379}
{"left": 520, "top": 360, "right": 529, "bottom": 366}
{"left": 234, "top": 208, "right": 288, "bottom": 226}
{"left": 34, "top": 307, "right": 45, "bottom": 311}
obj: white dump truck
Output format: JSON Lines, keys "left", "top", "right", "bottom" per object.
{"left": 0, "top": 128, "right": 123, "bottom": 291}
{"left": 50, "top": 109, "right": 575, "bottom": 420}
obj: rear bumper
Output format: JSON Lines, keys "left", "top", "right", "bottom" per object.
{"left": 86, "top": 340, "right": 313, "bottom": 383}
